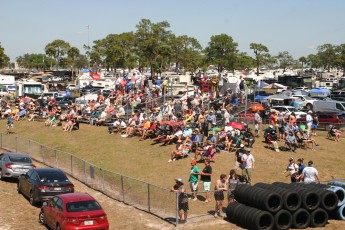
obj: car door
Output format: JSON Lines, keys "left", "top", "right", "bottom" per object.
{"left": 0, "top": 153, "right": 4, "bottom": 175}
{"left": 51, "top": 197, "right": 64, "bottom": 227}
{"left": 20, "top": 170, "right": 33, "bottom": 196}
{"left": 44, "top": 198, "right": 57, "bottom": 228}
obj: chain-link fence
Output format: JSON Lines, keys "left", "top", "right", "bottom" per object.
{"left": 1, "top": 133, "right": 225, "bottom": 226}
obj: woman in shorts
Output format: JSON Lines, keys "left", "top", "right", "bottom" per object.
{"left": 228, "top": 169, "right": 239, "bottom": 204}
{"left": 214, "top": 174, "right": 228, "bottom": 218}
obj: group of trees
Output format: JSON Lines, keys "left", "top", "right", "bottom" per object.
{"left": 1, "top": 18, "right": 345, "bottom": 76}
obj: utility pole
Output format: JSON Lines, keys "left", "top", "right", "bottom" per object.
{"left": 86, "top": 25, "right": 90, "bottom": 69}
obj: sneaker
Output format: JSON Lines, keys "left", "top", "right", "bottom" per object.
{"left": 193, "top": 197, "right": 197, "bottom": 201}
{"left": 173, "top": 159, "right": 176, "bottom": 161}
{"left": 168, "top": 159, "right": 172, "bottom": 162}
{"left": 312, "top": 148, "right": 316, "bottom": 151}
{"left": 214, "top": 213, "right": 219, "bottom": 218}
{"left": 275, "top": 149, "right": 280, "bottom": 152}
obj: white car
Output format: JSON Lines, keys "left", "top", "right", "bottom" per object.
{"left": 66, "top": 84, "right": 77, "bottom": 91}
{"left": 291, "top": 95, "right": 318, "bottom": 110}
{"left": 294, "top": 87, "right": 309, "bottom": 91}
{"left": 271, "top": 106, "right": 307, "bottom": 120}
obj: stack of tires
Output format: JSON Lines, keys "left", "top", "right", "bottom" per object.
{"left": 327, "top": 180, "right": 345, "bottom": 220}
{"left": 226, "top": 182, "right": 343, "bottom": 230}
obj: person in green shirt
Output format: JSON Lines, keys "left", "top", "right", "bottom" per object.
{"left": 189, "top": 159, "right": 201, "bottom": 201}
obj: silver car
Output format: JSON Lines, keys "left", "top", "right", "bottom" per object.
{"left": 0, "top": 152, "right": 35, "bottom": 180}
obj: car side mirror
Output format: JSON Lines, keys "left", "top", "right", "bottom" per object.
{"left": 42, "top": 202, "right": 48, "bottom": 206}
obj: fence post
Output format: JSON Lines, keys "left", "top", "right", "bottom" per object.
{"left": 102, "top": 169, "right": 105, "bottom": 192}
{"left": 55, "top": 150, "right": 58, "bottom": 168}
{"left": 70, "top": 155, "right": 73, "bottom": 176}
{"left": 84, "top": 161, "right": 86, "bottom": 183}
{"left": 175, "top": 192, "right": 179, "bottom": 226}
{"left": 15, "top": 136, "right": 18, "bottom": 152}
{"left": 147, "top": 184, "right": 151, "bottom": 213}
{"left": 121, "top": 175, "right": 125, "bottom": 202}
{"left": 0, "top": 133, "right": 2, "bottom": 149}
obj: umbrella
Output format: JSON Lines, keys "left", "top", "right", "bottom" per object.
{"left": 227, "top": 122, "right": 245, "bottom": 130}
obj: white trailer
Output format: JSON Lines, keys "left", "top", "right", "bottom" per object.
{"left": 15, "top": 80, "right": 46, "bottom": 98}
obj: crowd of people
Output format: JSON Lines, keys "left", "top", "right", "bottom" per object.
{"left": 0, "top": 72, "right": 339, "bottom": 223}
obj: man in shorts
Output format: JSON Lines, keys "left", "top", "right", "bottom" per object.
{"left": 200, "top": 159, "right": 212, "bottom": 203}
{"left": 301, "top": 160, "right": 320, "bottom": 184}
{"left": 171, "top": 178, "right": 189, "bottom": 223}
{"left": 189, "top": 159, "right": 200, "bottom": 201}
{"left": 6, "top": 113, "right": 14, "bottom": 134}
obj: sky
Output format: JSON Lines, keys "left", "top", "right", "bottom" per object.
{"left": 1, "top": 0, "right": 345, "bottom": 62}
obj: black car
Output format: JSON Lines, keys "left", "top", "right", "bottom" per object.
{"left": 80, "top": 85, "right": 101, "bottom": 95}
{"left": 17, "top": 168, "right": 74, "bottom": 206}
{"left": 55, "top": 96, "right": 75, "bottom": 109}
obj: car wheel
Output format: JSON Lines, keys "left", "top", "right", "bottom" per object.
{"left": 0, "top": 170, "right": 3, "bottom": 181}
{"left": 29, "top": 191, "right": 36, "bottom": 206}
{"left": 56, "top": 224, "right": 61, "bottom": 230}
{"left": 306, "top": 103, "right": 313, "bottom": 110}
{"left": 39, "top": 210, "right": 45, "bottom": 224}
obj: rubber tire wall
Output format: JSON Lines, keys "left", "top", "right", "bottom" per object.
{"left": 234, "top": 184, "right": 283, "bottom": 213}
{"left": 327, "top": 186, "right": 345, "bottom": 207}
{"left": 288, "top": 183, "right": 338, "bottom": 212}
{"left": 255, "top": 183, "right": 301, "bottom": 212}
{"left": 272, "top": 182, "right": 320, "bottom": 211}
{"left": 309, "top": 208, "right": 328, "bottom": 227}
{"left": 274, "top": 209, "right": 292, "bottom": 230}
{"left": 291, "top": 208, "right": 310, "bottom": 229}
{"left": 226, "top": 202, "right": 274, "bottom": 230}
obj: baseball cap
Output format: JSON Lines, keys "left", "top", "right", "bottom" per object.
{"left": 269, "top": 125, "right": 273, "bottom": 128}
{"left": 175, "top": 178, "right": 184, "bottom": 184}
{"left": 240, "top": 144, "right": 245, "bottom": 148}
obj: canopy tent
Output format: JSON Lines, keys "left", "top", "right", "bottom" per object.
{"left": 309, "top": 88, "right": 330, "bottom": 97}
{"left": 262, "top": 83, "right": 287, "bottom": 90}
{"left": 81, "top": 69, "right": 89, "bottom": 73}
{"left": 256, "top": 82, "right": 269, "bottom": 88}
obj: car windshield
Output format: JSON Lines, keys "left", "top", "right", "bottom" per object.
{"left": 287, "top": 107, "right": 298, "bottom": 112}
{"left": 9, "top": 156, "right": 32, "bottom": 163}
{"left": 66, "top": 200, "right": 102, "bottom": 212}
{"left": 39, "top": 172, "right": 68, "bottom": 182}
{"left": 303, "top": 96, "right": 314, "bottom": 100}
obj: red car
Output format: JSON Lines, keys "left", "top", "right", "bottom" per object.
{"left": 39, "top": 193, "right": 109, "bottom": 230}
{"left": 297, "top": 112, "right": 345, "bottom": 130}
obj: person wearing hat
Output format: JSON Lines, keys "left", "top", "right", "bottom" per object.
{"left": 284, "top": 157, "right": 299, "bottom": 183}
{"left": 206, "top": 131, "right": 217, "bottom": 146}
{"left": 189, "top": 159, "right": 201, "bottom": 201}
{"left": 241, "top": 148, "right": 255, "bottom": 185}
{"left": 264, "top": 125, "right": 280, "bottom": 152}
{"left": 300, "top": 160, "right": 320, "bottom": 184}
{"left": 188, "top": 130, "right": 200, "bottom": 152}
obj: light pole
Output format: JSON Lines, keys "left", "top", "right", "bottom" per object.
{"left": 86, "top": 25, "right": 90, "bottom": 68}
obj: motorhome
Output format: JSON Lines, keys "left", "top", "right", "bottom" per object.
{"left": 16, "top": 80, "right": 47, "bottom": 98}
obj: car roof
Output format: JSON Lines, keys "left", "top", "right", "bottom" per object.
{"left": 2, "top": 152, "right": 30, "bottom": 157}
{"left": 33, "top": 168, "right": 63, "bottom": 174}
{"left": 57, "top": 193, "right": 94, "bottom": 202}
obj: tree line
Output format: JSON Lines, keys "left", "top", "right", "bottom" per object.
{"left": 1, "top": 18, "right": 345, "bottom": 76}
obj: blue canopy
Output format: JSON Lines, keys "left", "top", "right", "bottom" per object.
{"left": 309, "top": 88, "right": 330, "bottom": 97}
{"left": 81, "top": 69, "right": 89, "bottom": 73}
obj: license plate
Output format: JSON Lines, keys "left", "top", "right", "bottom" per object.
{"left": 15, "top": 168, "right": 27, "bottom": 172}
{"left": 54, "top": 187, "right": 61, "bottom": 191}
{"left": 84, "top": 220, "right": 94, "bottom": 225}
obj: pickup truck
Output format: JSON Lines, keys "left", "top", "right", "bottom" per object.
{"left": 291, "top": 95, "right": 318, "bottom": 110}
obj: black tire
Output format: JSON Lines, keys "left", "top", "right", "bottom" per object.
{"left": 306, "top": 103, "right": 313, "bottom": 110}
{"left": 29, "top": 191, "right": 36, "bottom": 206}
{"left": 17, "top": 182, "right": 21, "bottom": 194}
{"left": 292, "top": 208, "right": 310, "bottom": 229}
{"left": 274, "top": 209, "right": 292, "bottom": 230}
{"left": 0, "top": 170, "right": 3, "bottom": 181}
{"left": 38, "top": 210, "right": 45, "bottom": 224}
{"left": 309, "top": 208, "right": 328, "bottom": 227}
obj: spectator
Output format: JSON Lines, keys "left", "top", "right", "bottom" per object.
{"left": 300, "top": 160, "right": 320, "bottom": 184}
{"left": 295, "top": 158, "right": 306, "bottom": 182}
{"left": 285, "top": 132, "right": 298, "bottom": 152}
{"left": 170, "top": 178, "right": 188, "bottom": 223}
{"left": 254, "top": 110, "right": 262, "bottom": 137}
{"left": 306, "top": 110, "right": 313, "bottom": 135}
{"left": 311, "top": 113, "right": 319, "bottom": 136}
{"left": 228, "top": 169, "right": 239, "bottom": 204}
{"left": 200, "top": 159, "right": 212, "bottom": 203}
{"left": 234, "top": 144, "right": 246, "bottom": 170}
{"left": 277, "top": 112, "right": 285, "bottom": 141}
{"left": 241, "top": 148, "right": 255, "bottom": 185}
{"left": 6, "top": 113, "right": 14, "bottom": 134}
{"left": 330, "top": 125, "right": 342, "bottom": 142}
{"left": 214, "top": 174, "right": 228, "bottom": 218}
{"left": 189, "top": 159, "right": 200, "bottom": 201}
{"left": 284, "top": 157, "right": 299, "bottom": 183}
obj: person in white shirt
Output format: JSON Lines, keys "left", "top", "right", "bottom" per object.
{"left": 241, "top": 148, "right": 255, "bottom": 185}
{"left": 306, "top": 111, "right": 313, "bottom": 136}
{"left": 301, "top": 160, "right": 320, "bottom": 184}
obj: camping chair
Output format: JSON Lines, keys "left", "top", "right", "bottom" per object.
{"left": 265, "top": 133, "right": 274, "bottom": 150}
{"left": 327, "top": 124, "right": 336, "bottom": 141}
{"left": 229, "top": 136, "right": 242, "bottom": 152}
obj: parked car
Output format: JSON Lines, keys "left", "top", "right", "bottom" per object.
{"left": 271, "top": 106, "right": 307, "bottom": 119}
{"left": 39, "top": 193, "right": 109, "bottom": 230}
{"left": 80, "top": 85, "right": 100, "bottom": 95}
{"left": 55, "top": 96, "right": 76, "bottom": 109}
{"left": 0, "top": 152, "right": 36, "bottom": 180}
{"left": 66, "top": 84, "right": 77, "bottom": 91}
{"left": 313, "top": 100, "right": 345, "bottom": 114}
{"left": 291, "top": 95, "right": 318, "bottom": 110}
{"left": 17, "top": 168, "right": 74, "bottom": 205}
{"left": 297, "top": 112, "right": 345, "bottom": 130}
